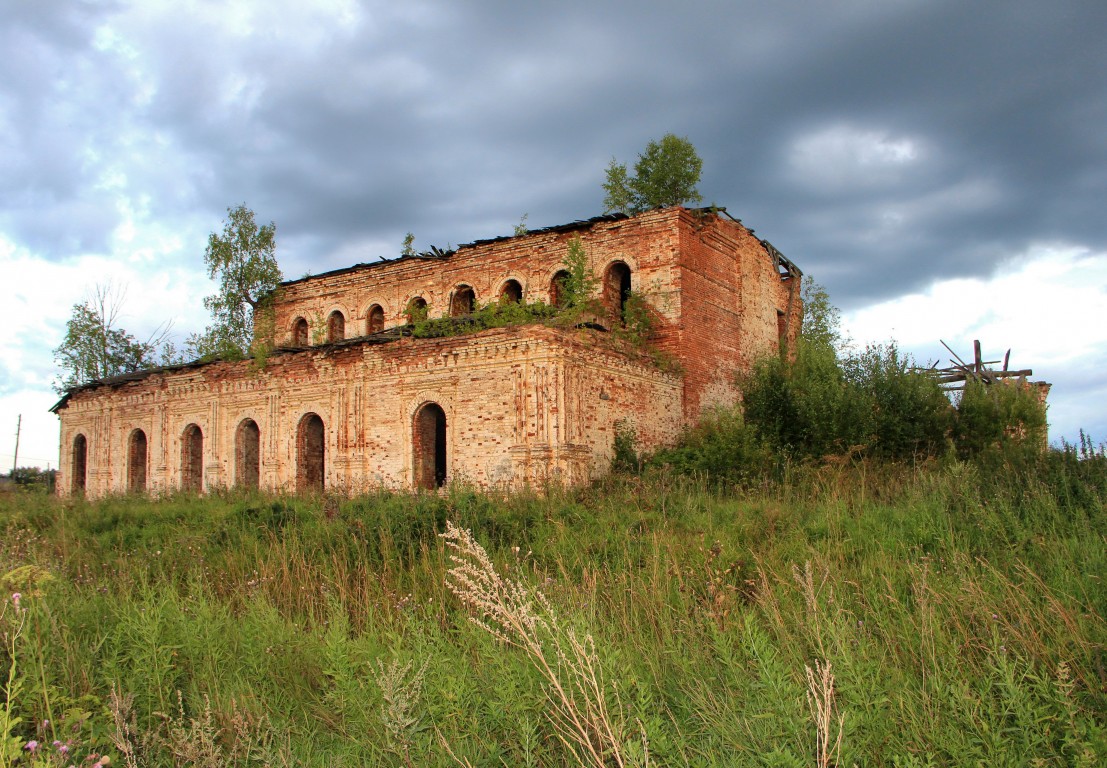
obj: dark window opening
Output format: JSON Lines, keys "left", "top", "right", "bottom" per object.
{"left": 450, "top": 285, "right": 475, "bottom": 316}
{"left": 181, "top": 424, "right": 203, "bottom": 492}
{"left": 406, "top": 297, "right": 428, "bottom": 324}
{"left": 292, "top": 317, "right": 309, "bottom": 346}
{"left": 500, "top": 279, "right": 523, "bottom": 304}
{"left": 776, "top": 309, "right": 787, "bottom": 342}
{"left": 367, "top": 304, "right": 385, "bottom": 334}
{"left": 236, "top": 419, "right": 260, "bottom": 490}
{"left": 550, "top": 270, "right": 571, "bottom": 308}
{"left": 413, "top": 402, "right": 447, "bottom": 490}
{"left": 327, "top": 311, "right": 346, "bottom": 343}
{"left": 604, "top": 261, "right": 632, "bottom": 322}
{"left": 72, "top": 434, "right": 87, "bottom": 494}
{"left": 128, "top": 429, "right": 147, "bottom": 492}
{"left": 297, "top": 413, "right": 325, "bottom": 492}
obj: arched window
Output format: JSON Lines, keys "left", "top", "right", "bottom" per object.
{"left": 128, "top": 429, "right": 147, "bottom": 492}
{"left": 292, "top": 317, "right": 309, "bottom": 346}
{"left": 500, "top": 279, "right": 523, "bottom": 304}
{"left": 327, "top": 311, "right": 345, "bottom": 343}
{"left": 181, "top": 424, "right": 203, "bottom": 492}
{"left": 450, "top": 285, "right": 475, "bottom": 317}
{"left": 550, "top": 270, "right": 571, "bottom": 308}
{"left": 413, "top": 402, "right": 447, "bottom": 490}
{"left": 367, "top": 304, "right": 385, "bottom": 334}
{"left": 297, "top": 413, "right": 325, "bottom": 492}
{"left": 235, "top": 419, "right": 260, "bottom": 490}
{"left": 603, "top": 261, "right": 632, "bottom": 322}
{"left": 406, "top": 297, "right": 428, "bottom": 324}
{"left": 71, "top": 434, "right": 87, "bottom": 494}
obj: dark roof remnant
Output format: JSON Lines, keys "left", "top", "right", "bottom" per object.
{"left": 277, "top": 211, "right": 637, "bottom": 288}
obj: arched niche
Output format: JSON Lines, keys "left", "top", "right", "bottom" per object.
{"left": 297, "top": 413, "right": 325, "bottom": 492}
{"left": 413, "top": 402, "right": 447, "bottom": 490}
{"left": 327, "top": 310, "right": 345, "bottom": 343}
{"left": 236, "top": 418, "right": 261, "bottom": 490}
{"left": 127, "top": 429, "right": 147, "bottom": 492}
{"left": 71, "top": 434, "right": 87, "bottom": 494}
{"left": 181, "top": 423, "right": 203, "bottom": 492}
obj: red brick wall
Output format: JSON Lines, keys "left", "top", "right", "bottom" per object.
{"left": 265, "top": 208, "right": 799, "bottom": 424}
{"left": 54, "top": 326, "right": 682, "bottom": 497}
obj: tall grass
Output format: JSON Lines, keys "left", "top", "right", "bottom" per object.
{"left": 0, "top": 444, "right": 1104, "bottom": 765}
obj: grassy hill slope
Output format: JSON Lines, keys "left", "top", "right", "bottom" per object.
{"left": 1, "top": 448, "right": 1104, "bottom": 766}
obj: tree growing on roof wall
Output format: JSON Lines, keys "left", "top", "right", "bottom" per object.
{"left": 52, "top": 283, "right": 174, "bottom": 392}
{"left": 602, "top": 134, "right": 704, "bottom": 215}
{"left": 187, "top": 204, "right": 283, "bottom": 361}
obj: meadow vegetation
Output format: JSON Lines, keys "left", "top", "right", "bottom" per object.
{"left": 1, "top": 426, "right": 1104, "bottom": 766}
{"left": 4, "top": 291, "right": 1104, "bottom": 766}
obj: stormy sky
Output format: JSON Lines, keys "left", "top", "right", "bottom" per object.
{"left": 2, "top": 0, "right": 1105, "bottom": 469}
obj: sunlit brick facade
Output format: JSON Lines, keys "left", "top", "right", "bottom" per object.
{"left": 53, "top": 207, "right": 801, "bottom": 496}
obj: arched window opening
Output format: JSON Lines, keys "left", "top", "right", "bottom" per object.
{"left": 128, "top": 429, "right": 147, "bottom": 492}
{"left": 413, "top": 402, "right": 447, "bottom": 490}
{"left": 550, "top": 270, "right": 571, "bottom": 308}
{"left": 367, "top": 304, "right": 385, "bottom": 334}
{"left": 236, "top": 419, "right": 261, "bottom": 490}
{"left": 327, "top": 311, "right": 345, "bottom": 343}
{"left": 500, "top": 280, "right": 523, "bottom": 304}
{"left": 450, "top": 285, "right": 475, "bottom": 317}
{"left": 603, "top": 261, "right": 632, "bottom": 323}
{"left": 181, "top": 424, "right": 203, "bottom": 492}
{"left": 406, "top": 297, "right": 428, "bottom": 324}
{"left": 292, "top": 317, "right": 309, "bottom": 346}
{"left": 297, "top": 413, "right": 325, "bottom": 492}
{"left": 71, "top": 434, "right": 87, "bottom": 494}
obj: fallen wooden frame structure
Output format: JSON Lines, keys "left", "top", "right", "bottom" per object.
{"left": 918, "top": 339, "right": 1036, "bottom": 392}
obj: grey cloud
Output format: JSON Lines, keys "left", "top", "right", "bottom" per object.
{"left": 1, "top": 0, "right": 1105, "bottom": 315}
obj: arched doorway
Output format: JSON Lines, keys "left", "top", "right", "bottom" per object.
{"left": 406, "top": 297, "right": 428, "bottom": 324}
{"left": 181, "top": 424, "right": 203, "bottom": 492}
{"left": 367, "top": 304, "right": 385, "bottom": 334}
{"left": 450, "top": 285, "right": 475, "bottom": 316}
{"left": 292, "top": 317, "right": 309, "bottom": 346}
{"left": 297, "top": 413, "right": 325, "bottom": 492}
{"left": 327, "top": 311, "right": 345, "bottom": 342}
{"left": 550, "top": 270, "right": 571, "bottom": 308}
{"left": 604, "top": 261, "right": 632, "bottom": 323}
{"left": 128, "top": 429, "right": 147, "bottom": 492}
{"left": 413, "top": 402, "right": 447, "bottom": 490}
{"left": 500, "top": 279, "right": 523, "bottom": 304}
{"left": 236, "top": 419, "right": 261, "bottom": 490}
{"left": 71, "top": 434, "right": 87, "bottom": 494}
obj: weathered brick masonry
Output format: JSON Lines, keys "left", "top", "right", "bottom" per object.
{"left": 53, "top": 207, "right": 801, "bottom": 496}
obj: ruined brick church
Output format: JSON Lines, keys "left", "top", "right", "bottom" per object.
{"left": 52, "top": 206, "right": 801, "bottom": 497}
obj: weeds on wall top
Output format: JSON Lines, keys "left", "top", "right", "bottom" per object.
{"left": 407, "top": 234, "right": 671, "bottom": 368}
{"left": 409, "top": 300, "right": 558, "bottom": 339}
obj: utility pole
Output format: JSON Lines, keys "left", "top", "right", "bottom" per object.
{"left": 12, "top": 414, "right": 20, "bottom": 477}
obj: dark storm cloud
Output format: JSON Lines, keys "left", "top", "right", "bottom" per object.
{"left": 697, "top": 1, "right": 1107, "bottom": 306}
{"left": 2, "top": 0, "right": 1105, "bottom": 313}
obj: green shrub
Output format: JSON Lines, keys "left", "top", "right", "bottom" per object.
{"left": 410, "top": 299, "right": 557, "bottom": 339}
{"left": 844, "top": 343, "right": 951, "bottom": 459}
{"left": 742, "top": 340, "right": 871, "bottom": 458}
{"left": 648, "top": 407, "right": 777, "bottom": 485}
{"left": 953, "top": 378, "right": 1048, "bottom": 457}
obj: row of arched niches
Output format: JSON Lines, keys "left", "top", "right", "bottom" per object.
{"left": 67, "top": 402, "right": 450, "bottom": 495}
{"left": 288, "top": 261, "right": 633, "bottom": 346}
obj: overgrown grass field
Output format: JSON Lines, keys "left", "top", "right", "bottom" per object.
{"left": 1, "top": 440, "right": 1105, "bottom": 766}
